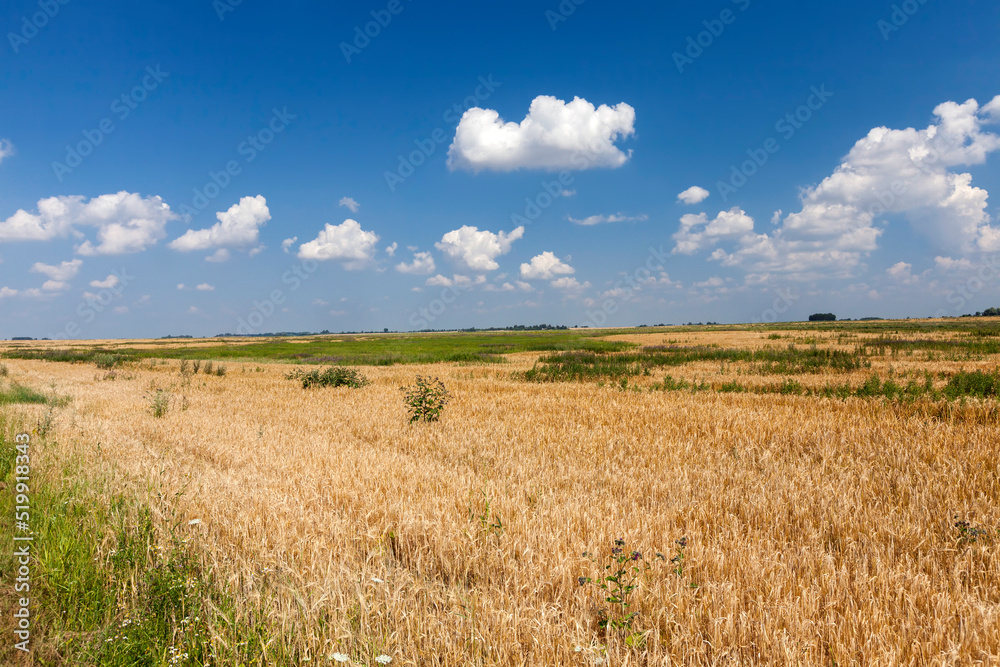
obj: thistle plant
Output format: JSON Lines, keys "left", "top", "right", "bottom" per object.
{"left": 580, "top": 538, "right": 663, "bottom": 644}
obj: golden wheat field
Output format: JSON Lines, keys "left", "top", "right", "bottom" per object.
{"left": 3, "top": 324, "right": 1000, "bottom": 666}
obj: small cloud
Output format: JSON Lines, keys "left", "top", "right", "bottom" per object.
{"left": 205, "top": 248, "right": 230, "bottom": 263}
{"left": 396, "top": 251, "right": 436, "bottom": 275}
{"left": 0, "top": 286, "right": 18, "bottom": 298}
{"left": 188, "top": 306, "right": 199, "bottom": 314}
{"left": 886, "top": 261, "right": 918, "bottom": 285}
{"left": 385, "top": 242, "right": 398, "bottom": 256}
{"left": 551, "top": 276, "right": 589, "bottom": 291}
{"left": 31, "top": 259, "right": 82, "bottom": 282}
{"left": 567, "top": 213, "right": 647, "bottom": 226}
{"left": 339, "top": 196, "right": 360, "bottom": 213}
{"left": 114, "top": 306, "right": 128, "bottom": 314}
{"left": 196, "top": 283, "right": 215, "bottom": 291}
{"left": 312, "top": 298, "right": 329, "bottom": 306}
{"left": 282, "top": 237, "right": 298, "bottom": 253}
{"left": 248, "top": 245, "right": 264, "bottom": 258}
{"left": 520, "top": 251, "right": 575, "bottom": 280}
{"left": 90, "top": 274, "right": 120, "bottom": 289}
{"left": 176, "top": 283, "right": 186, "bottom": 290}
{"left": 0, "top": 139, "right": 15, "bottom": 163}
{"left": 426, "top": 274, "right": 454, "bottom": 287}
{"left": 677, "top": 186, "right": 710, "bottom": 205}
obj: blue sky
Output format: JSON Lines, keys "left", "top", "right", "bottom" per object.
{"left": 2, "top": 0, "right": 1000, "bottom": 338}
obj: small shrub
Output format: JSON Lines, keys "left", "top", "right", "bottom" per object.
{"left": 94, "top": 353, "right": 125, "bottom": 370}
{"left": 401, "top": 376, "right": 449, "bottom": 423}
{"left": 0, "top": 363, "right": 8, "bottom": 377}
{"left": 203, "top": 361, "right": 214, "bottom": 376}
{"left": 192, "top": 360, "right": 201, "bottom": 374}
{"left": 149, "top": 390, "right": 169, "bottom": 418}
{"left": 944, "top": 370, "right": 998, "bottom": 399}
{"left": 286, "top": 366, "right": 370, "bottom": 389}
{"left": 179, "top": 360, "right": 190, "bottom": 376}
{"left": 215, "top": 364, "right": 227, "bottom": 377}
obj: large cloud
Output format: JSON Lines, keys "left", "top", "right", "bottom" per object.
{"left": 706, "top": 95, "right": 1000, "bottom": 277}
{"left": 435, "top": 225, "right": 524, "bottom": 272}
{"left": 0, "top": 191, "right": 178, "bottom": 255}
{"left": 519, "top": 251, "right": 575, "bottom": 280}
{"left": 447, "top": 96, "right": 635, "bottom": 172}
{"left": 169, "top": 195, "right": 270, "bottom": 254}
{"left": 298, "top": 219, "right": 380, "bottom": 269}
{"left": 672, "top": 208, "right": 755, "bottom": 255}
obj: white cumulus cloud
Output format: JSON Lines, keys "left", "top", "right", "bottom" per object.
{"left": 90, "top": 274, "right": 120, "bottom": 289}
{"left": 677, "top": 186, "right": 710, "bottom": 205}
{"left": 282, "top": 237, "right": 298, "bottom": 253}
{"left": 169, "top": 195, "right": 270, "bottom": 254}
{"left": 519, "top": 251, "right": 575, "bottom": 280}
{"left": 0, "top": 191, "right": 178, "bottom": 255}
{"left": 672, "top": 208, "right": 755, "bottom": 255}
{"left": 447, "top": 95, "right": 635, "bottom": 172}
{"left": 298, "top": 219, "right": 380, "bottom": 269}
{"left": 396, "top": 251, "right": 436, "bottom": 275}
{"left": 435, "top": 225, "right": 524, "bottom": 272}
{"left": 31, "top": 259, "right": 82, "bottom": 282}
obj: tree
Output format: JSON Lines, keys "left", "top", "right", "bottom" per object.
{"left": 808, "top": 313, "right": 837, "bottom": 322}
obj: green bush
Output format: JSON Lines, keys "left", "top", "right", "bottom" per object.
{"left": 93, "top": 354, "right": 125, "bottom": 370}
{"left": 286, "top": 366, "right": 370, "bottom": 389}
{"left": 944, "top": 370, "right": 998, "bottom": 399}
{"left": 401, "top": 376, "right": 450, "bottom": 423}
{"left": 148, "top": 390, "right": 169, "bottom": 418}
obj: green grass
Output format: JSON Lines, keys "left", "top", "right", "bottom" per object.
{"left": 0, "top": 383, "right": 52, "bottom": 405}
{"left": 0, "top": 410, "right": 294, "bottom": 665}
{"left": 519, "top": 345, "right": 868, "bottom": 383}
{"left": 2, "top": 330, "right": 633, "bottom": 367}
